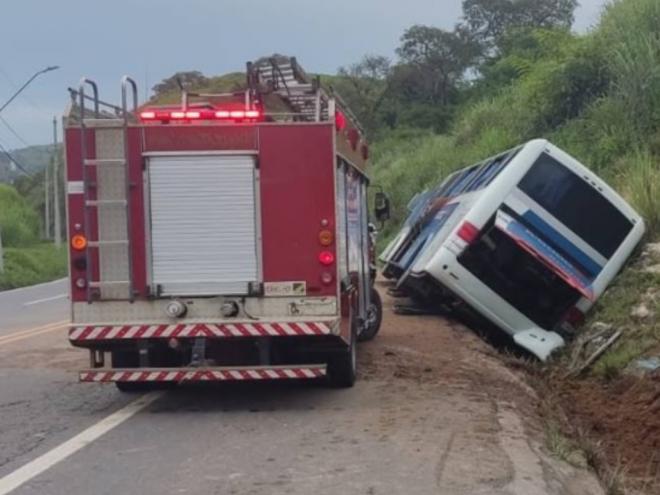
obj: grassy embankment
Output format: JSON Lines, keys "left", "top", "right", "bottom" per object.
{"left": 0, "top": 184, "right": 66, "bottom": 290}
{"left": 372, "top": 0, "right": 660, "bottom": 378}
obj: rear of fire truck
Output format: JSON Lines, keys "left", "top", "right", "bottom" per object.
{"left": 64, "top": 56, "right": 383, "bottom": 390}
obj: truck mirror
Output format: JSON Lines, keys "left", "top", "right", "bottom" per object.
{"left": 374, "top": 192, "right": 391, "bottom": 223}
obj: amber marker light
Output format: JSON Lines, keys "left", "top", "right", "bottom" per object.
{"left": 71, "top": 234, "right": 88, "bottom": 251}
{"left": 319, "top": 230, "right": 334, "bottom": 246}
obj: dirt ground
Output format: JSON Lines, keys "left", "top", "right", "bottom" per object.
{"left": 356, "top": 280, "right": 606, "bottom": 495}
{"left": 372, "top": 277, "right": 660, "bottom": 494}
{"left": 555, "top": 374, "right": 660, "bottom": 491}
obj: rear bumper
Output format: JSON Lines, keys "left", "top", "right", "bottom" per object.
{"left": 69, "top": 319, "right": 339, "bottom": 343}
{"left": 79, "top": 365, "right": 327, "bottom": 383}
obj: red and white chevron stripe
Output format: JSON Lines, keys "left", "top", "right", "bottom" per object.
{"left": 69, "top": 321, "right": 335, "bottom": 341}
{"left": 79, "top": 366, "right": 327, "bottom": 383}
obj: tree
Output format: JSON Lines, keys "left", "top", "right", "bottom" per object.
{"left": 152, "top": 71, "right": 209, "bottom": 97}
{"left": 395, "top": 25, "right": 480, "bottom": 105}
{"left": 336, "top": 55, "right": 392, "bottom": 134}
{"left": 462, "top": 0, "right": 578, "bottom": 49}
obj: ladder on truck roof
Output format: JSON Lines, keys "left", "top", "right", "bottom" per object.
{"left": 248, "top": 55, "right": 364, "bottom": 133}
{"left": 76, "top": 77, "right": 138, "bottom": 303}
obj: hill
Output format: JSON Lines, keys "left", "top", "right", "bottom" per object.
{"left": 0, "top": 144, "right": 57, "bottom": 182}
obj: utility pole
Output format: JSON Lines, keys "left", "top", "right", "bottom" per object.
{"left": 53, "top": 116, "right": 61, "bottom": 247}
{"left": 45, "top": 145, "right": 50, "bottom": 239}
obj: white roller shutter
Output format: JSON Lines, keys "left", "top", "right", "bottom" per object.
{"left": 148, "top": 155, "right": 258, "bottom": 296}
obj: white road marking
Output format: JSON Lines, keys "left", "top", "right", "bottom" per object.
{"left": 0, "top": 278, "right": 67, "bottom": 297}
{"left": 0, "top": 392, "right": 163, "bottom": 495}
{"left": 23, "top": 293, "right": 68, "bottom": 307}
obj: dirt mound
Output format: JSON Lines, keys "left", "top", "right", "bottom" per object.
{"left": 558, "top": 374, "right": 660, "bottom": 488}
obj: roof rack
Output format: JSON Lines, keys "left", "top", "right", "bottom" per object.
{"left": 248, "top": 55, "right": 365, "bottom": 134}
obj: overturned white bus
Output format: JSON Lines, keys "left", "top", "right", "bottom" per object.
{"left": 384, "top": 139, "right": 645, "bottom": 360}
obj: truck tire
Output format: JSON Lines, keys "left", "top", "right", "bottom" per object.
{"left": 358, "top": 288, "right": 383, "bottom": 342}
{"left": 326, "top": 312, "right": 357, "bottom": 388}
{"left": 115, "top": 381, "right": 151, "bottom": 393}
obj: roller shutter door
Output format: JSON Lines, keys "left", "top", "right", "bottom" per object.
{"left": 148, "top": 155, "right": 258, "bottom": 296}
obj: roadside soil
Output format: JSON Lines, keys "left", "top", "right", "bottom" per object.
{"left": 357, "top": 279, "right": 605, "bottom": 495}
{"left": 371, "top": 277, "right": 660, "bottom": 494}
{"left": 553, "top": 374, "right": 660, "bottom": 492}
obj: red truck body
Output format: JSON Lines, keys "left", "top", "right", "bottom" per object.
{"left": 64, "top": 57, "right": 379, "bottom": 389}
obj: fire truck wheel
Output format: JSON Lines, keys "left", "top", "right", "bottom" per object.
{"left": 358, "top": 288, "right": 383, "bottom": 342}
{"left": 115, "top": 381, "right": 152, "bottom": 393}
{"left": 326, "top": 312, "right": 357, "bottom": 388}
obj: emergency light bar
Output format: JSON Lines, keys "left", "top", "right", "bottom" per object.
{"left": 139, "top": 109, "right": 262, "bottom": 121}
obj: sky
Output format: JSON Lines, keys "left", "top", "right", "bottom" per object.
{"left": 0, "top": 0, "right": 608, "bottom": 147}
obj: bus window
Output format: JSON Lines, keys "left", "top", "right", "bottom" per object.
{"left": 462, "top": 161, "right": 491, "bottom": 193}
{"left": 446, "top": 166, "right": 479, "bottom": 196}
{"left": 518, "top": 153, "right": 633, "bottom": 258}
{"left": 469, "top": 148, "right": 521, "bottom": 191}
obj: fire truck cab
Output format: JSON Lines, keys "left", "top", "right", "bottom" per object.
{"left": 64, "top": 56, "right": 386, "bottom": 389}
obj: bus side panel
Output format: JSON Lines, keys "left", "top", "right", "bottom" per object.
{"left": 258, "top": 125, "right": 337, "bottom": 298}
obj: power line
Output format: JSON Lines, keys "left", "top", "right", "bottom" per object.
{"left": 0, "top": 115, "right": 30, "bottom": 147}
{"left": 0, "top": 140, "right": 32, "bottom": 177}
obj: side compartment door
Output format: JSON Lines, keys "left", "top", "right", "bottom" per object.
{"left": 345, "top": 164, "right": 369, "bottom": 322}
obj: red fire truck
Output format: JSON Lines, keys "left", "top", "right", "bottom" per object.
{"left": 64, "top": 56, "right": 388, "bottom": 390}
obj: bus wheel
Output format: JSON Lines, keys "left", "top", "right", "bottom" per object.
{"left": 327, "top": 312, "right": 357, "bottom": 388}
{"left": 358, "top": 288, "right": 383, "bottom": 342}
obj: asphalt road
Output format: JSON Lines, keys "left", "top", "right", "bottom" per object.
{"left": 0, "top": 279, "right": 605, "bottom": 495}
{"left": 0, "top": 279, "right": 68, "bottom": 337}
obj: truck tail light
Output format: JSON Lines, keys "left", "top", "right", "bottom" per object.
{"left": 335, "top": 111, "right": 346, "bottom": 131}
{"left": 73, "top": 257, "right": 87, "bottom": 270}
{"left": 321, "top": 272, "right": 334, "bottom": 285}
{"left": 564, "top": 306, "right": 585, "bottom": 327}
{"left": 319, "top": 251, "right": 335, "bottom": 266}
{"left": 456, "top": 221, "right": 480, "bottom": 245}
{"left": 71, "top": 234, "right": 88, "bottom": 251}
{"left": 319, "top": 230, "right": 334, "bottom": 246}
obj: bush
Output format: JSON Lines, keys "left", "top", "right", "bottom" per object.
{"left": 0, "top": 244, "right": 67, "bottom": 291}
{"left": 0, "top": 184, "right": 40, "bottom": 247}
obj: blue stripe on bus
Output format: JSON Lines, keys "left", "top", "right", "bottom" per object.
{"left": 400, "top": 203, "right": 460, "bottom": 271}
{"left": 521, "top": 210, "right": 603, "bottom": 277}
{"left": 503, "top": 218, "right": 595, "bottom": 300}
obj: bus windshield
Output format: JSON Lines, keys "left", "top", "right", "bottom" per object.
{"left": 518, "top": 153, "right": 633, "bottom": 258}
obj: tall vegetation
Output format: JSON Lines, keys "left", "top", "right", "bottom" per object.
{"left": 0, "top": 184, "right": 39, "bottom": 247}
{"left": 358, "top": 0, "right": 660, "bottom": 243}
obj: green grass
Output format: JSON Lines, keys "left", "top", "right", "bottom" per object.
{"left": 586, "top": 252, "right": 660, "bottom": 378}
{"left": 0, "top": 183, "right": 40, "bottom": 247}
{"left": 0, "top": 243, "right": 67, "bottom": 291}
